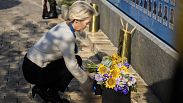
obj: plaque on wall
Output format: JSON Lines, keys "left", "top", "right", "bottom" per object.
{"left": 108, "top": 0, "right": 176, "bottom": 48}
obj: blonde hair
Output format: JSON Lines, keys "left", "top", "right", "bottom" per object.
{"left": 64, "top": 1, "right": 98, "bottom": 21}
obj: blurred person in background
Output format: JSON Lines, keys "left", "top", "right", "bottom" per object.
{"left": 42, "top": 0, "right": 58, "bottom": 19}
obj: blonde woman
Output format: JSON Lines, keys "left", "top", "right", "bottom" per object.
{"left": 22, "top": 1, "right": 97, "bottom": 103}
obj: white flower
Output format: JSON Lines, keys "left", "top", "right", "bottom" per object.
{"left": 95, "top": 74, "right": 103, "bottom": 82}
{"left": 127, "top": 81, "right": 133, "bottom": 86}
{"left": 121, "top": 77, "right": 128, "bottom": 84}
{"left": 117, "top": 63, "right": 122, "bottom": 68}
{"left": 131, "top": 77, "right": 136, "bottom": 84}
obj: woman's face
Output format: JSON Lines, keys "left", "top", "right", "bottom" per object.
{"left": 73, "top": 17, "right": 92, "bottom": 31}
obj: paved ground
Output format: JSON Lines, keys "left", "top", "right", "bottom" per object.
{"left": 0, "top": 0, "right": 161, "bottom": 103}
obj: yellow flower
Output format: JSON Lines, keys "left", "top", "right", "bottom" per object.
{"left": 98, "top": 64, "right": 108, "bottom": 75}
{"left": 111, "top": 53, "right": 118, "bottom": 58}
{"left": 105, "top": 78, "right": 116, "bottom": 89}
{"left": 116, "top": 57, "right": 122, "bottom": 63}
{"left": 110, "top": 68, "right": 120, "bottom": 79}
{"left": 112, "top": 61, "right": 117, "bottom": 65}
{"left": 120, "top": 66, "right": 129, "bottom": 73}
{"left": 111, "top": 53, "right": 118, "bottom": 61}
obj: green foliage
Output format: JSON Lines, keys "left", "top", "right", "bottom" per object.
{"left": 84, "top": 60, "right": 98, "bottom": 73}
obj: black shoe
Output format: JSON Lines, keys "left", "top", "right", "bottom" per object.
{"left": 48, "top": 89, "right": 63, "bottom": 103}
{"left": 45, "top": 11, "right": 58, "bottom": 19}
{"left": 42, "top": 12, "right": 50, "bottom": 19}
{"left": 42, "top": 10, "right": 58, "bottom": 19}
{"left": 32, "top": 85, "right": 58, "bottom": 103}
{"left": 42, "top": 11, "right": 50, "bottom": 19}
{"left": 62, "top": 98, "right": 70, "bottom": 103}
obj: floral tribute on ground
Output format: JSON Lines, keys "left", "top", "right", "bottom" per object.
{"left": 87, "top": 53, "right": 137, "bottom": 95}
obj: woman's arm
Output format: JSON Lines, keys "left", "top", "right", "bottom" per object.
{"left": 58, "top": 35, "right": 89, "bottom": 84}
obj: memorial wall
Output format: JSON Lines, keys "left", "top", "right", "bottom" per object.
{"left": 108, "top": 0, "right": 176, "bottom": 49}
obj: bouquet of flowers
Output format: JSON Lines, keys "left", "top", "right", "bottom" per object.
{"left": 93, "top": 54, "right": 137, "bottom": 95}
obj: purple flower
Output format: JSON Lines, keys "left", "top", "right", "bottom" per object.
{"left": 117, "top": 86, "right": 123, "bottom": 91}
{"left": 124, "top": 62, "right": 130, "bottom": 68}
{"left": 116, "top": 78, "right": 120, "bottom": 85}
{"left": 122, "top": 88, "right": 129, "bottom": 95}
{"left": 121, "top": 86, "right": 129, "bottom": 95}
{"left": 103, "top": 74, "right": 109, "bottom": 78}
{"left": 114, "top": 86, "right": 118, "bottom": 92}
{"left": 129, "top": 77, "right": 133, "bottom": 81}
{"left": 95, "top": 74, "right": 103, "bottom": 82}
{"left": 102, "top": 78, "right": 107, "bottom": 81}
{"left": 114, "top": 85, "right": 123, "bottom": 92}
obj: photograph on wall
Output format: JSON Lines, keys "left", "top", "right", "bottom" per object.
{"left": 157, "top": 2, "right": 162, "bottom": 23}
{"left": 123, "top": 0, "right": 128, "bottom": 3}
{"left": 164, "top": 0, "right": 169, "bottom": 3}
{"left": 136, "top": 0, "right": 140, "bottom": 9}
{"left": 129, "top": 0, "right": 133, "bottom": 6}
{"left": 163, "top": 5, "right": 168, "bottom": 26}
{"left": 170, "top": 0, "right": 175, "bottom": 6}
{"left": 169, "top": 7, "right": 174, "bottom": 30}
{"left": 132, "top": 0, "right": 136, "bottom": 7}
{"left": 139, "top": 0, "right": 144, "bottom": 11}
{"left": 152, "top": 0, "right": 157, "bottom": 19}
{"left": 147, "top": 0, "right": 152, "bottom": 16}
{"left": 143, "top": 0, "right": 148, "bottom": 14}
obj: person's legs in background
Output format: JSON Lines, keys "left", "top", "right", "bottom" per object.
{"left": 42, "top": 0, "right": 49, "bottom": 19}
{"left": 47, "top": 0, "right": 58, "bottom": 18}
{"left": 42, "top": 0, "right": 58, "bottom": 19}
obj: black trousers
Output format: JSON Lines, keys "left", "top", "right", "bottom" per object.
{"left": 22, "top": 55, "right": 82, "bottom": 92}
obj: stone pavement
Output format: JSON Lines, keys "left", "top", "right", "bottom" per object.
{"left": 0, "top": 0, "right": 161, "bottom": 103}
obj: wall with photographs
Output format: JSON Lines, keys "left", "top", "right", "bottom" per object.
{"left": 108, "top": 0, "right": 176, "bottom": 48}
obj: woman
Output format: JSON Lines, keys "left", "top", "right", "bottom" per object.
{"left": 22, "top": 1, "right": 97, "bottom": 103}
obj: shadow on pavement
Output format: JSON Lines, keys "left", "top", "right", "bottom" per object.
{"left": 0, "top": 14, "right": 50, "bottom": 102}
{"left": 145, "top": 78, "right": 173, "bottom": 103}
{"left": 0, "top": 0, "right": 21, "bottom": 10}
